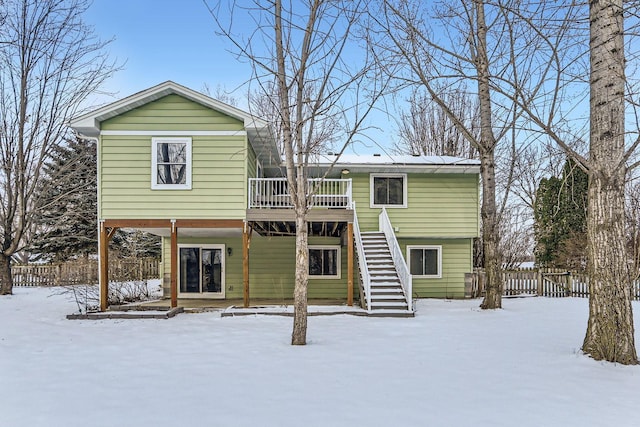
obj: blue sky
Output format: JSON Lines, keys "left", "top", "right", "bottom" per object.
{"left": 84, "top": 0, "right": 251, "bottom": 103}
{"left": 82, "top": 0, "right": 394, "bottom": 154}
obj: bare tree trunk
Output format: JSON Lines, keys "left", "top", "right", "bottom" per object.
{"left": 0, "top": 253, "right": 12, "bottom": 295}
{"left": 474, "top": 0, "right": 502, "bottom": 309}
{"left": 584, "top": 172, "right": 637, "bottom": 363}
{"left": 582, "top": 0, "right": 637, "bottom": 364}
{"left": 479, "top": 149, "right": 502, "bottom": 308}
{"left": 292, "top": 206, "right": 309, "bottom": 345}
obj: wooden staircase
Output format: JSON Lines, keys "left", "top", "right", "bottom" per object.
{"left": 359, "top": 232, "right": 411, "bottom": 314}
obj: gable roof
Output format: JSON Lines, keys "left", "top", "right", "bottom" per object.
{"left": 70, "top": 81, "right": 280, "bottom": 165}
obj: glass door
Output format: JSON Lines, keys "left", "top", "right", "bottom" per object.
{"left": 179, "top": 245, "right": 225, "bottom": 297}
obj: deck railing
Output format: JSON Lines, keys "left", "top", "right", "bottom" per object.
{"left": 248, "top": 178, "right": 352, "bottom": 209}
{"left": 379, "top": 207, "right": 413, "bottom": 310}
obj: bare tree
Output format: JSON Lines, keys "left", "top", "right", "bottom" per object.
{"left": 395, "top": 88, "right": 479, "bottom": 159}
{"left": 373, "top": 0, "right": 544, "bottom": 309}
{"left": 209, "top": 0, "right": 385, "bottom": 344}
{"left": 491, "top": 0, "right": 638, "bottom": 363}
{"left": 0, "top": 0, "right": 118, "bottom": 294}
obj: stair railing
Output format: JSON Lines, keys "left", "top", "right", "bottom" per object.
{"left": 352, "top": 201, "right": 371, "bottom": 312}
{"left": 379, "top": 207, "right": 413, "bottom": 311}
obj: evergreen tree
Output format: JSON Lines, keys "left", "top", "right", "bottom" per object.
{"left": 31, "top": 137, "right": 162, "bottom": 262}
{"left": 30, "top": 136, "right": 97, "bottom": 261}
{"left": 534, "top": 159, "right": 588, "bottom": 270}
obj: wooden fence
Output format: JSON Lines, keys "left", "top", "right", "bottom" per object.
{"left": 10, "top": 258, "right": 160, "bottom": 287}
{"left": 471, "top": 268, "right": 640, "bottom": 299}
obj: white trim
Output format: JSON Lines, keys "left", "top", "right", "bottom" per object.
{"left": 370, "top": 173, "right": 408, "bottom": 208}
{"left": 101, "top": 130, "right": 247, "bottom": 136}
{"left": 406, "top": 245, "right": 442, "bottom": 279}
{"left": 151, "top": 137, "right": 192, "bottom": 190}
{"left": 177, "top": 244, "right": 226, "bottom": 299}
{"left": 256, "top": 158, "right": 263, "bottom": 178}
{"left": 70, "top": 81, "right": 269, "bottom": 137}
{"left": 308, "top": 245, "right": 341, "bottom": 279}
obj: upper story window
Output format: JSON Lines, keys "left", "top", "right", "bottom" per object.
{"left": 151, "top": 137, "right": 192, "bottom": 190}
{"left": 370, "top": 173, "right": 407, "bottom": 208}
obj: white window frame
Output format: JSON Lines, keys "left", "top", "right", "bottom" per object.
{"left": 151, "top": 137, "right": 192, "bottom": 190}
{"left": 370, "top": 173, "right": 408, "bottom": 208}
{"left": 177, "top": 244, "right": 225, "bottom": 299}
{"left": 406, "top": 245, "right": 442, "bottom": 278}
{"left": 308, "top": 245, "right": 341, "bottom": 279}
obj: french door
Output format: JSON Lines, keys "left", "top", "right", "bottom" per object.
{"left": 178, "top": 245, "right": 225, "bottom": 298}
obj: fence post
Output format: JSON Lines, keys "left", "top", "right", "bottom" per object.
{"left": 566, "top": 271, "right": 572, "bottom": 297}
{"left": 55, "top": 264, "right": 62, "bottom": 287}
{"left": 536, "top": 269, "right": 543, "bottom": 296}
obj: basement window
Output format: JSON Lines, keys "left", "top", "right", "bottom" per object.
{"left": 151, "top": 137, "right": 192, "bottom": 190}
{"left": 309, "top": 246, "right": 341, "bottom": 279}
{"left": 407, "top": 245, "right": 442, "bottom": 278}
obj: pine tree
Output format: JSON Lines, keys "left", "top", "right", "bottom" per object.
{"left": 30, "top": 136, "right": 98, "bottom": 262}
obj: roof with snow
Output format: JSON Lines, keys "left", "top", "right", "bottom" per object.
{"left": 308, "top": 153, "right": 480, "bottom": 175}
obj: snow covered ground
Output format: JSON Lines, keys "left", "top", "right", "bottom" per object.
{"left": 2, "top": 286, "right": 639, "bottom": 427}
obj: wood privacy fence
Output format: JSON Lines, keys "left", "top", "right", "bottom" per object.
{"left": 11, "top": 259, "right": 160, "bottom": 287}
{"left": 470, "top": 268, "right": 640, "bottom": 299}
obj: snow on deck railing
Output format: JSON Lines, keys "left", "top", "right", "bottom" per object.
{"left": 379, "top": 207, "right": 412, "bottom": 311}
{"left": 352, "top": 201, "right": 371, "bottom": 312}
{"left": 248, "top": 178, "right": 352, "bottom": 209}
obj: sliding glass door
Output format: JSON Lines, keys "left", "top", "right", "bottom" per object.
{"left": 179, "top": 245, "right": 224, "bottom": 297}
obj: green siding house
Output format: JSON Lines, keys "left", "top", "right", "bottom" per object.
{"left": 71, "top": 81, "right": 480, "bottom": 314}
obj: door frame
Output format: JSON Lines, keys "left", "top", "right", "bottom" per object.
{"left": 177, "top": 243, "right": 226, "bottom": 299}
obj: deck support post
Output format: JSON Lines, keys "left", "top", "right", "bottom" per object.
{"left": 243, "top": 223, "right": 251, "bottom": 308}
{"left": 347, "top": 222, "right": 354, "bottom": 306}
{"left": 170, "top": 220, "right": 178, "bottom": 309}
{"left": 98, "top": 222, "right": 117, "bottom": 312}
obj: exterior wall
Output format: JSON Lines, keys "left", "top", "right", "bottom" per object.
{"left": 399, "top": 238, "right": 473, "bottom": 299}
{"left": 99, "top": 94, "right": 251, "bottom": 219}
{"left": 351, "top": 172, "right": 479, "bottom": 238}
{"left": 161, "top": 235, "right": 351, "bottom": 300}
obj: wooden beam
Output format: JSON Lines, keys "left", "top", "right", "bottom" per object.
{"left": 101, "top": 218, "right": 245, "bottom": 229}
{"left": 170, "top": 221, "right": 178, "bottom": 309}
{"left": 347, "top": 222, "right": 354, "bottom": 306}
{"left": 243, "top": 225, "right": 250, "bottom": 308}
{"left": 98, "top": 222, "right": 109, "bottom": 311}
{"left": 103, "top": 219, "right": 172, "bottom": 228}
{"left": 175, "top": 219, "right": 244, "bottom": 228}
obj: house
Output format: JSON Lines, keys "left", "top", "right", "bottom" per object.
{"left": 70, "top": 81, "right": 480, "bottom": 314}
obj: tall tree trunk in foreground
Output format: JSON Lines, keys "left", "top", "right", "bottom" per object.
{"left": 583, "top": 0, "right": 637, "bottom": 364}
{"left": 292, "top": 204, "right": 309, "bottom": 345}
{"left": 474, "top": 0, "right": 502, "bottom": 309}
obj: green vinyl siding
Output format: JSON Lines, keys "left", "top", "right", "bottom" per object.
{"left": 400, "top": 238, "right": 473, "bottom": 298}
{"left": 161, "top": 236, "right": 351, "bottom": 300}
{"left": 98, "top": 94, "right": 255, "bottom": 219}
{"left": 101, "top": 94, "right": 244, "bottom": 131}
{"left": 352, "top": 172, "right": 479, "bottom": 238}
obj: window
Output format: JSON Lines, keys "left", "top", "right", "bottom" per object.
{"left": 370, "top": 174, "right": 407, "bottom": 207}
{"left": 407, "top": 245, "right": 442, "bottom": 278}
{"left": 179, "top": 245, "right": 224, "bottom": 296}
{"left": 308, "top": 246, "right": 340, "bottom": 279}
{"left": 151, "top": 137, "right": 192, "bottom": 189}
